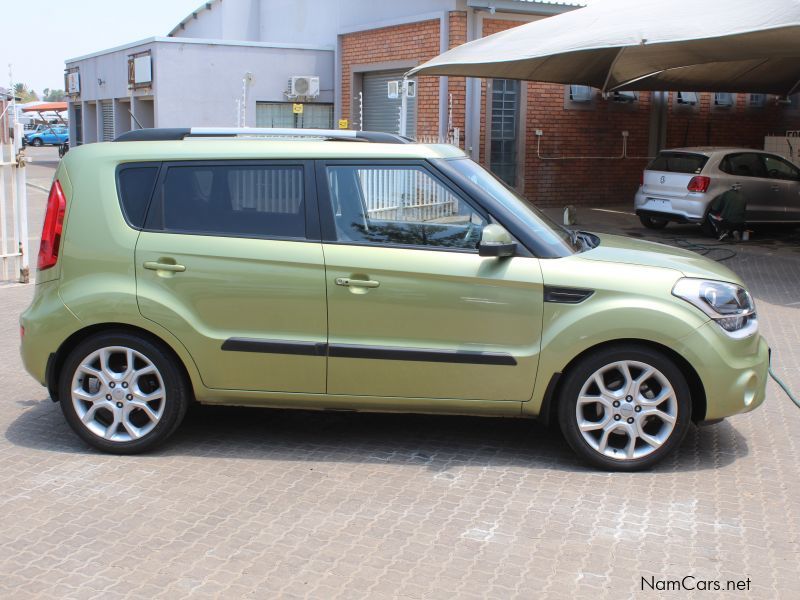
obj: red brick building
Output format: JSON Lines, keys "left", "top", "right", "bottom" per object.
{"left": 339, "top": 2, "right": 800, "bottom": 206}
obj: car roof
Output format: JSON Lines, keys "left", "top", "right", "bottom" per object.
{"left": 662, "top": 147, "right": 776, "bottom": 157}
{"left": 62, "top": 139, "right": 468, "bottom": 163}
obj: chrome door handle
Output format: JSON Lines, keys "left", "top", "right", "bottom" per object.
{"left": 335, "top": 277, "right": 379, "bottom": 288}
{"left": 144, "top": 261, "right": 186, "bottom": 272}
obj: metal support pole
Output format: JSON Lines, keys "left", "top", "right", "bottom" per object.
{"left": 399, "top": 78, "right": 409, "bottom": 138}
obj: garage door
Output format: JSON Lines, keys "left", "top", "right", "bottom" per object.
{"left": 362, "top": 70, "right": 417, "bottom": 138}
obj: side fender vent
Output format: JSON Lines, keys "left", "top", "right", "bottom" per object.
{"left": 544, "top": 286, "right": 594, "bottom": 304}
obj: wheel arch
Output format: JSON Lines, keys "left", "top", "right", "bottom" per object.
{"left": 47, "top": 323, "right": 197, "bottom": 404}
{"left": 535, "top": 338, "right": 706, "bottom": 426}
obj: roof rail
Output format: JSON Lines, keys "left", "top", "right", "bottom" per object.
{"left": 114, "top": 127, "right": 413, "bottom": 144}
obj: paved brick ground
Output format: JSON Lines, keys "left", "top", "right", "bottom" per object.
{"left": 1, "top": 158, "right": 799, "bottom": 598}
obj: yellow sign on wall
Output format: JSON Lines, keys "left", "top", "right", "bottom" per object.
{"left": 292, "top": 103, "right": 304, "bottom": 114}
{"left": 338, "top": 119, "right": 349, "bottom": 129}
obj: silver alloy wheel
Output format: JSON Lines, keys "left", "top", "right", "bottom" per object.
{"left": 575, "top": 360, "right": 678, "bottom": 460}
{"left": 70, "top": 346, "right": 166, "bottom": 442}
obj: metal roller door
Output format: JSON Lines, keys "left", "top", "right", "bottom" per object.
{"left": 100, "top": 101, "right": 114, "bottom": 141}
{"left": 362, "top": 70, "right": 417, "bottom": 138}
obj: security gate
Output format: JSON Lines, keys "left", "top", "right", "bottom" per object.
{"left": 101, "top": 101, "right": 114, "bottom": 141}
{"left": 362, "top": 70, "right": 417, "bottom": 138}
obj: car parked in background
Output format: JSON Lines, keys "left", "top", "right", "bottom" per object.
{"left": 634, "top": 147, "right": 800, "bottom": 233}
{"left": 26, "top": 125, "right": 69, "bottom": 147}
{"left": 20, "top": 128, "right": 768, "bottom": 471}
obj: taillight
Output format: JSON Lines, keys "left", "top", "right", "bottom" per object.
{"left": 687, "top": 176, "right": 711, "bottom": 193}
{"left": 38, "top": 180, "right": 66, "bottom": 271}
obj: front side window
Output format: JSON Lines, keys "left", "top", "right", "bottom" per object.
{"left": 325, "top": 165, "right": 486, "bottom": 250}
{"left": 762, "top": 155, "right": 800, "bottom": 181}
{"left": 146, "top": 163, "right": 306, "bottom": 239}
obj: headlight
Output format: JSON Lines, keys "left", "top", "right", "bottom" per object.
{"left": 672, "top": 278, "right": 757, "bottom": 337}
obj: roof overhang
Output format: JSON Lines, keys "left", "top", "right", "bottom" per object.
{"left": 467, "top": 0, "right": 586, "bottom": 16}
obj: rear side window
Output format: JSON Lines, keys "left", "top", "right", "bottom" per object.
{"left": 719, "top": 153, "right": 768, "bottom": 178}
{"left": 117, "top": 164, "right": 160, "bottom": 228}
{"left": 647, "top": 152, "right": 709, "bottom": 174}
{"left": 145, "top": 163, "right": 306, "bottom": 239}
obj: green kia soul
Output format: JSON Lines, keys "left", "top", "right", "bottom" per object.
{"left": 20, "top": 128, "right": 769, "bottom": 470}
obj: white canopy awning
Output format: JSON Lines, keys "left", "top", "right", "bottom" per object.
{"left": 408, "top": 0, "right": 800, "bottom": 95}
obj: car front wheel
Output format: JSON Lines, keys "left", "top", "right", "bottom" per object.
{"left": 558, "top": 345, "right": 691, "bottom": 471}
{"left": 58, "top": 332, "right": 189, "bottom": 454}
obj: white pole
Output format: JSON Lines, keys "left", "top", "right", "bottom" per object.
{"left": 15, "top": 127, "right": 29, "bottom": 283}
{"left": 359, "top": 91, "right": 363, "bottom": 131}
{"left": 399, "top": 77, "right": 408, "bottom": 137}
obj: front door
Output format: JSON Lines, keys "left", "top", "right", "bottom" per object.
{"left": 135, "top": 160, "right": 328, "bottom": 393}
{"left": 317, "top": 161, "right": 543, "bottom": 401}
{"left": 761, "top": 153, "right": 800, "bottom": 221}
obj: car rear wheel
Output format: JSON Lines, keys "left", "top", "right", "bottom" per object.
{"left": 558, "top": 345, "right": 691, "bottom": 471}
{"left": 31, "top": 138, "right": 44, "bottom": 147}
{"left": 58, "top": 332, "right": 189, "bottom": 454}
{"left": 639, "top": 214, "right": 669, "bottom": 230}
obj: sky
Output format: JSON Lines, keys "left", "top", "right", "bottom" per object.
{"left": 0, "top": 0, "right": 202, "bottom": 94}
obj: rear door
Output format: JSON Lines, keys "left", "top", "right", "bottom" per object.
{"left": 134, "top": 160, "right": 328, "bottom": 393}
{"left": 317, "top": 160, "right": 543, "bottom": 402}
{"left": 761, "top": 153, "right": 800, "bottom": 221}
{"left": 719, "top": 152, "right": 775, "bottom": 221}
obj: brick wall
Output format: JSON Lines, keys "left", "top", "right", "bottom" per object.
{"left": 340, "top": 19, "right": 442, "bottom": 139}
{"left": 343, "top": 14, "right": 800, "bottom": 208}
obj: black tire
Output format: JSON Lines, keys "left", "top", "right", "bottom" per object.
{"left": 31, "top": 138, "right": 44, "bottom": 147}
{"left": 557, "top": 344, "right": 692, "bottom": 471}
{"left": 639, "top": 214, "right": 669, "bottom": 230}
{"left": 58, "top": 331, "right": 189, "bottom": 454}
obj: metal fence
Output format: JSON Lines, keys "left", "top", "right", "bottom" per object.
{"left": 358, "top": 168, "right": 458, "bottom": 222}
{"left": 0, "top": 99, "right": 30, "bottom": 283}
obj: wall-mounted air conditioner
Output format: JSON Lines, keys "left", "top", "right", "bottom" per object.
{"left": 287, "top": 76, "right": 320, "bottom": 99}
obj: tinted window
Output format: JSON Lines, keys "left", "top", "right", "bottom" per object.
{"left": 720, "top": 153, "right": 767, "bottom": 178}
{"left": 763, "top": 155, "right": 800, "bottom": 180}
{"left": 648, "top": 152, "right": 708, "bottom": 174}
{"left": 146, "top": 164, "right": 306, "bottom": 239}
{"left": 326, "top": 165, "right": 486, "bottom": 250}
{"left": 117, "top": 165, "right": 159, "bottom": 228}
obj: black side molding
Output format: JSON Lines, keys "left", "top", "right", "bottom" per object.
{"left": 221, "top": 338, "right": 326, "bottom": 356}
{"left": 329, "top": 344, "right": 517, "bottom": 366}
{"left": 221, "top": 339, "right": 517, "bottom": 366}
{"left": 543, "top": 286, "right": 594, "bottom": 304}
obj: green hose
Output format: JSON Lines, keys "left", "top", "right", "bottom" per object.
{"left": 769, "top": 362, "right": 800, "bottom": 409}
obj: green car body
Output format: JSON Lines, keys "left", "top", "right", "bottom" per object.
{"left": 20, "top": 136, "right": 769, "bottom": 469}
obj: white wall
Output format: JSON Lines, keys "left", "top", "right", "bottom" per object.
{"left": 153, "top": 42, "right": 334, "bottom": 128}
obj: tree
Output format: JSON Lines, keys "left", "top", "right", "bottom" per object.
{"left": 43, "top": 89, "right": 66, "bottom": 102}
{"left": 12, "top": 83, "right": 38, "bottom": 103}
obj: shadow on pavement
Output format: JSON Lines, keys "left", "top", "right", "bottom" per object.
{"left": 5, "top": 398, "right": 748, "bottom": 474}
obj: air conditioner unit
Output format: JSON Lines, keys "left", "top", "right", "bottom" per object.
{"left": 287, "top": 76, "right": 320, "bottom": 99}
{"left": 569, "top": 85, "right": 592, "bottom": 103}
{"left": 714, "top": 92, "right": 734, "bottom": 108}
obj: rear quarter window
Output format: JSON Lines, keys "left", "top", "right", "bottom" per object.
{"left": 647, "top": 152, "right": 709, "bottom": 174}
{"left": 116, "top": 164, "right": 160, "bottom": 228}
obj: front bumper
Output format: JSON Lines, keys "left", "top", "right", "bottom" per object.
{"left": 676, "top": 321, "right": 769, "bottom": 421}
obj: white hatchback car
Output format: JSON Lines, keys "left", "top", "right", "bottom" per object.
{"left": 634, "top": 147, "right": 800, "bottom": 233}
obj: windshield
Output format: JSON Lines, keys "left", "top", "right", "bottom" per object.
{"left": 447, "top": 158, "right": 576, "bottom": 256}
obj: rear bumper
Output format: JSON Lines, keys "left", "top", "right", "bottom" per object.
{"left": 634, "top": 188, "right": 710, "bottom": 223}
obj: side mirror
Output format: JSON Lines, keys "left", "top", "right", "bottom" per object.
{"left": 478, "top": 224, "right": 517, "bottom": 258}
